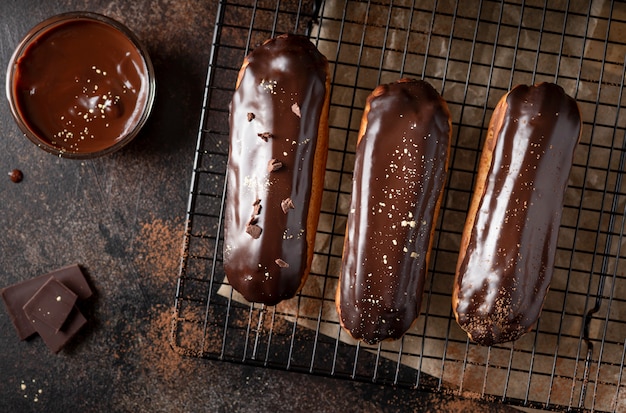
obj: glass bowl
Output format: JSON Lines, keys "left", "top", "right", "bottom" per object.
{"left": 5, "top": 12, "right": 156, "bottom": 159}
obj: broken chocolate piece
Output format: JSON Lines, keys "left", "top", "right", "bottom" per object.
{"left": 275, "top": 259, "right": 290, "bottom": 268}
{"left": 267, "top": 158, "right": 283, "bottom": 172}
{"left": 257, "top": 132, "right": 274, "bottom": 141}
{"left": 247, "top": 112, "right": 255, "bottom": 122}
{"left": 30, "top": 306, "right": 87, "bottom": 353}
{"left": 252, "top": 198, "right": 262, "bottom": 216}
{"left": 1, "top": 264, "right": 92, "bottom": 340}
{"left": 246, "top": 224, "right": 262, "bottom": 239}
{"left": 291, "top": 102, "right": 301, "bottom": 118}
{"left": 22, "top": 277, "right": 77, "bottom": 332}
{"left": 281, "top": 198, "right": 295, "bottom": 214}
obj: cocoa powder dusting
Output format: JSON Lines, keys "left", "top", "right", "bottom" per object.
{"left": 129, "top": 218, "right": 195, "bottom": 380}
{"left": 134, "top": 218, "right": 183, "bottom": 289}
{"left": 144, "top": 305, "right": 195, "bottom": 380}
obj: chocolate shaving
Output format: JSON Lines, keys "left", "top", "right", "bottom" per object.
{"left": 291, "top": 102, "right": 301, "bottom": 118}
{"left": 252, "top": 198, "right": 262, "bottom": 215}
{"left": 247, "top": 112, "right": 255, "bottom": 122}
{"left": 246, "top": 199, "right": 262, "bottom": 237}
{"left": 267, "top": 159, "right": 283, "bottom": 173}
{"left": 275, "top": 259, "right": 289, "bottom": 268}
{"left": 257, "top": 132, "right": 274, "bottom": 142}
{"left": 281, "top": 198, "right": 295, "bottom": 214}
{"left": 245, "top": 224, "right": 262, "bottom": 239}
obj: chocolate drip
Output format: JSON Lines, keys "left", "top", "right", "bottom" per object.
{"left": 453, "top": 82, "right": 581, "bottom": 346}
{"left": 224, "top": 34, "right": 328, "bottom": 305}
{"left": 338, "top": 79, "right": 451, "bottom": 344}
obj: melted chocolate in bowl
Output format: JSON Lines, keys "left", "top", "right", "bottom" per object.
{"left": 6, "top": 13, "right": 155, "bottom": 158}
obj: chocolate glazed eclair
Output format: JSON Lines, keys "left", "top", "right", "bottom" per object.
{"left": 223, "top": 34, "right": 330, "bottom": 306}
{"left": 453, "top": 82, "right": 581, "bottom": 346}
{"left": 337, "top": 79, "right": 451, "bottom": 344}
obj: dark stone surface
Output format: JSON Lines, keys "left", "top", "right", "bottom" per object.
{"left": 0, "top": 1, "right": 521, "bottom": 411}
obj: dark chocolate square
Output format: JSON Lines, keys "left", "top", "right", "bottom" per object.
{"left": 1, "top": 264, "right": 92, "bottom": 340}
{"left": 30, "top": 306, "right": 87, "bottom": 353}
{"left": 22, "top": 277, "right": 78, "bottom": 332}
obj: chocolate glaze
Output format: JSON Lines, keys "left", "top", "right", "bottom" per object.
{"left": 453, "top": 82, "right": 581, "bottom": 346}
{"left": 11, "top": 17, "right": 151, "bottom": 155}
{"left": 223, "top": 34, "right": 329, "bottom": 306}
{"left": 338, "top": 79, "right": 451, "bottom": 344}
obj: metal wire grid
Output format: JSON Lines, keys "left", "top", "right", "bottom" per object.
{"left": 171, "top": 0, "right": 626, "bottom": 411}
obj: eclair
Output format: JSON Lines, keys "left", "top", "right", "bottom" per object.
{"left": 452, "top": 82, "right": 581, "bottom": 345}
{"left": 336, "top": 79, "right": 451, "bottom": 344}
{"left": 223, "top": 34, "right": 330, "bottom": 306}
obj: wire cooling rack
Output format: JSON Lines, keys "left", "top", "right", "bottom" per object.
{"left": 171, "top": 0, "right": 626, "bottom": 411}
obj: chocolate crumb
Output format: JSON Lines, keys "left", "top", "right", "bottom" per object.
{"left": 247, "top": 112, "right": 255, "bottom": 122}
{"left": 281, "top": 198, "right": 295, "bottom": 214}
{"left": 267, "top": 159, "right": 283, "bottom": 172}
{"left": 247, "top": 216, "right": 258, "bottom": 226}
{"left": 275, "top": 259, "right": 289, "bottom": 268}
{"left": 291, "top": 103, "right": 301, "bottom": 118}
{"left": 9, "top": 169, "right": 23, "bottom": 183}
{"left": 246, "top": 224, "right": 262, "bottom": 239}
{"left": 257, "top": 132, "right": 273, "bottom": 142}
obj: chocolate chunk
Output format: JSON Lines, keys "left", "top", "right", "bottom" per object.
{"left": 275, "top": 259, "right": 289, "bottom": 268}
{"left": 1, "top": 264, "right": 92, "bottom": 340}
{"left": 281, "top": 198, "right": 295, "bottom": 214}
{"left": 247, "top": 112, "right": 255, "bottom": 122}
{"left": 257, "top": 132, "right": 274, "bottom": 142}
{"left": 291, "top": 102, "right": 301, "bottom": 118}
{"left": 246, "top": 224, "right": 262, "bottom": 239}
{"left": 9, "top": 169, "right": 23, "bottom": 183}
{"left": 252, "top": 199, "right": 262, "bottom": 216}
{"left": 30, "top": 306, "right": 87, "bottom": 353}
{"left": 246, "top": 199, "right": 262, "bottom": 232}
{"left": 22, "top": 277, "right": 77, "bottom": 332}
{"left": 267, "top": 158, "right": 283, "bottom": 172}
